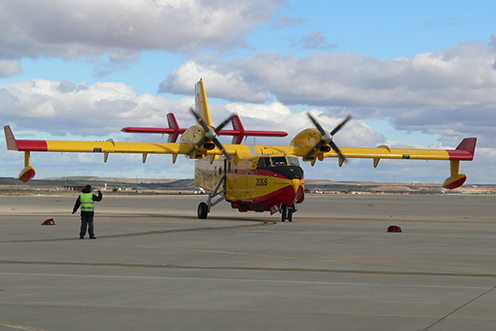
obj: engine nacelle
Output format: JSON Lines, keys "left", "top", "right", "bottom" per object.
{"left": 320, "top": 145, "right": 331, "bottom": 153}
{"left": 203, "top": 142, "right": 216, "bottom": 150}
{"left": 179, "top": 124, "right": 204, "bottom": 145}
{"left": 290, "top": 128, "right": 321, "bottom": 149}
{"left": 290, "top": 128, "right": 333, "bottom": 163}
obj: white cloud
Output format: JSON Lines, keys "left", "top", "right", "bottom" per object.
{"left": 272, "top": 15, "right": 309, "bottom": 30}
{"left": 159, "top": 60, "right": 269, "bottom": 102}
{"left": 0, "top": 0, "right": 283, "bottom": 59}
{"left": 0, "top": 79, "right": 194, "bottom": 136}
{"left": 0, "top": 78, "right": 491, "bottom": 184}
{"left": 163, "top": 43, "right": 496, "bottom": 109}
{"left": 0, "top": 79, "right": 382, "bottom": 147}
{"left": 224, "top": 102, "right": 383, "bottom": 147}
{"left": 0, "top": 60, "right": 23, "bottom": 78}
{"left": 161, "top": 41, "right": 496, "bottom": 150}
{"left": 294, "top": 31, "right": 337, "bottom": 50}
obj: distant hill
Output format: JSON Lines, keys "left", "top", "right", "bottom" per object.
{"left": 1, "top": 176, "right": 494, "bottom": 194}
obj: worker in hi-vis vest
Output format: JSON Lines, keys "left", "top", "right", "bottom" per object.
{"left": 72, "top": 185, "right": 103, "bottom": 239}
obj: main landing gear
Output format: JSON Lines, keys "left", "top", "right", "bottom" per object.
{"left": 197, "top": 162, "right": 227, "bottom": 219}
{"left": 280, "top": 203, "right": 297, "bottom": 222}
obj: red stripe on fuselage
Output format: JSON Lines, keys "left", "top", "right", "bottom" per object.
{"left": 228, "top": 185, "right": 305, "bottom": 212}
{"left": 227, "top": 168, "right": 291, "bottom": 178}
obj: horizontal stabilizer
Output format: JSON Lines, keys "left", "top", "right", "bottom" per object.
{"left": 121, "top": 113, "right": 287, "bottom": 144}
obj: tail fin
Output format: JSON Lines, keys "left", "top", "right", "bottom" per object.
{"left": 195, "top": 79, "right": 213, "bottom": 127}
{"left": 4, "top": 125, "right": 19, "bottom": 151}
{"left": 231, "top": 115, "right": 245, "bottom": 144}
{"left": 456, "top": 137, "right": 476, "bottom": 157}
{"left": 166, "top": 113, "right": 180, "bottom": 143}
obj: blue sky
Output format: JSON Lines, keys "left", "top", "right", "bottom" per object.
{"left": 1, "top": 0, "right": 495, "bottom": 184}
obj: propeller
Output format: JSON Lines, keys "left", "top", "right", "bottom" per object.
{"left": 187, "top": 107, "right": 234, "bottom": 161}
{"left": 306, "top": 112, "right": 352, "bottom": 163}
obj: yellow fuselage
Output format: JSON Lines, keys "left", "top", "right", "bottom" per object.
{"left": 195, "top": 154, "right": 305, "bottom": 213}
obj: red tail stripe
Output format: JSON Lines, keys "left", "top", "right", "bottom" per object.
{"left": 446, "top": 150, "right": 475, "bottom": 161}
{"left": 447, "top": 137, "right": 477, "bottom": 161}
{"left": 16, "top": 140, "right": 48, "bottom": 151}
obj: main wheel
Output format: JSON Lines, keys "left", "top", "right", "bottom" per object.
{"left": 281, "top": 204, "right": 287, "bottom": 222}
{"left": 198, "top": 202, "right": 209, "bottom": 219}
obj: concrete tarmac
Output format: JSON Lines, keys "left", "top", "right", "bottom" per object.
{"left": 0, "top": 193, "right": 495, "bottom": 331}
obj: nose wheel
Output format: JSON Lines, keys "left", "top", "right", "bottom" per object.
{"left": 281, "top": 203, "right": 297, "bottom": 222}
{"left": 198, "top": 202, "right": 209, "bottom": 219}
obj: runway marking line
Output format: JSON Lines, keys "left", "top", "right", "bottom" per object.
{"left": 0, "top": 221, "right": 276, "bottom": 243}
{"left": 0, "top": 321, "right": 50, "bottom": 331}
{"left": 1, "top": 260, "right": 495, "bottom": 279}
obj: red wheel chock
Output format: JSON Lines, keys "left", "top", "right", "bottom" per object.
{"left": 41, "top": 218, "right": 56, "bottom": 225}
{"left": 387, "top": 225, "right": 402, "bottom": 232}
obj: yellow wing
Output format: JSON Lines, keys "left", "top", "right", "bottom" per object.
{"left": 3, "top": 78, "right": 477, "bottom": 189}
{"left": 231, "top": 137, "right": 476, "bottom": 190}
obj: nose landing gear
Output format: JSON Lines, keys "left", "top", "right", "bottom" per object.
{"left": 197, "top": 160, "right": 227, "bottom": 219}
{"left": 281, "top": 203, "right": 297, "bottom": 222}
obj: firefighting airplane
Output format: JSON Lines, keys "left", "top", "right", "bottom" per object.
{"left": 4, "top": 79, "right": 476, "bottom": 222}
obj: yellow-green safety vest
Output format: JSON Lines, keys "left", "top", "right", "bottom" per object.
{"left": 80, "top": 193, "right": 94, "bottom": 212}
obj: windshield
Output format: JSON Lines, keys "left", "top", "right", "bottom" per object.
{"left": 271, "top": 156, "right": 287, "bottom": 166}
{"left": 287, "top": 157, "right": 300, "bottom": 166}
{"left": 257, "top": 156, "right": 300, "bottom": 168}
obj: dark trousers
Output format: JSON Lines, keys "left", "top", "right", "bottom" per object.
{"left": 80, "top": 214, "right": 95, "bottom": 238}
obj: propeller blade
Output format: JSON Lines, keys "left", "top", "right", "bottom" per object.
{"left": 307, "top": 112, "right": 326, "bottom": 135}
{"left": 330, "top": 114, "right": 352, "bottom": 136}
{"left": 215, "top": 114, "right": 235, "bottom": 133}
{"left": 189, "top": 107, "right": 210, "bottom": 132}
{"left": 329, "top": 140, "right": 347, "bottom": 164}
{"left": 306, "top": 112, "right": 351, "bottom": 163}
{"left": 187, "top": 108, "right": 234, "bottom": 160}
{"left": 213, "top": 138, "right": 233, "bottom": 161}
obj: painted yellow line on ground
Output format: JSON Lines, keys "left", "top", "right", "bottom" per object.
{"left": 0, "top": 321, "right": 50, "bottom": 331}
{"left": 1, "top": 260, "right": 495, "bottom": 279}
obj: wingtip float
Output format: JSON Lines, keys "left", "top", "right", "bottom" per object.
{"left": 443, "top": 137, "right": 477, "bottom": 189}
{"left": 3, "top": 80, "right": 477, "bottom": 221}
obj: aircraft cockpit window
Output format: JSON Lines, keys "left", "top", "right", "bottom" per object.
{"left": 287, "top": 157, "right": 300, "bottom": 166}
{"left": 257, "top": 157, "right": 272, "bottom": 168}
{"left": 271, "top": 156, "right": 288, "bottom": 166}
{"left": 256, "top": 158, "right": 264, "bottom": 168}
{"left": 257, "top": 156, "right": 298, "bottom": 167}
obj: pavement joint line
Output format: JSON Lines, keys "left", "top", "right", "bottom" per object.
{"left": 0, "top": 221, "right": 276, "bottom": 243}
{"left": 0, "top": 321, "right": 50, "bottom": 331}
{"left": 2, "top": 272, "right": 495, "bottom": 290}
{"left": 421, "top": 285, "right": 496, "bottom": 331}
{"left": 1, "top": 260, "right": 496, "bottom": 278}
